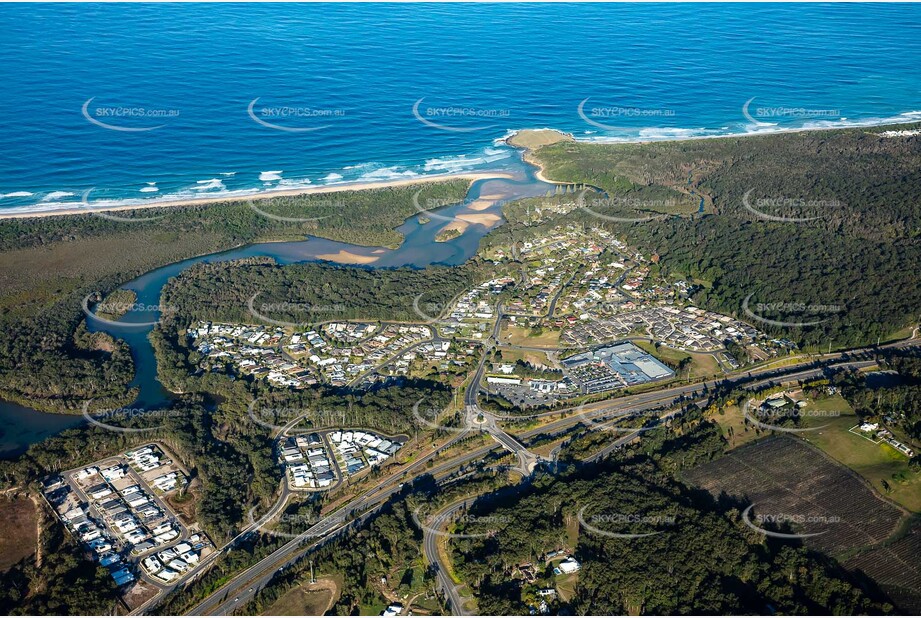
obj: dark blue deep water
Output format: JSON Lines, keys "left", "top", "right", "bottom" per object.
{"left": 0, "top": 2, "right": 920, "bottom": 213}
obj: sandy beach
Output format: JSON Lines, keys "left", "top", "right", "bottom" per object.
{"left": 505, "top": 120, "right": 921, "bottom": 185}
{"left": 435, "top": 220, "right": 470, "bottom": 241}
{"left": 314, "top": 250, "right": 380, "bottom": 265}
{"left": 0, "top": 171, "right": 515, "bottom": 220}
{"left": 465, "top": 194, "right": 505, "bottom": 211}
{"left": 457, "top": 212, "right": 502, "bottom": 226}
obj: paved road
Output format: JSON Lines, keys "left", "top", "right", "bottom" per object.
{"left": 461, "top": 303, "right": 542, "bottom": 474}
{"left": 130, "top": 414, "right": 309, "bottom": 615}
{"left": 425, "top": 401, "right": 700, "bottom": 616}
{"left": 493, "top": 338, "right": 916, "bottom": 424}
{"left": 187, "top": 428, "right": 476, "bottom": 616}
{"left": 421, "top": 497, "right": 475, "bottom": 616}
{"left": 176, "top": 339, "right": 916, "bottom": 615}
{"left": 198, "top": 349, "right": 865, "bottom": 615}
{"left": 347, "top": 334, "right": 441, "bottom": 387}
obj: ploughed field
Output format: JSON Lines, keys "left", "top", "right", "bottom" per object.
{"left": 682, "top": 436, "right": 903, "bottom": 557}
{"left": 844, "top": 519, "right": 921, "bottom": 614}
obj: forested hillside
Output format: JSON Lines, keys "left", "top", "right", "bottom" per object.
{"left": 448, "top": 448, "right": 890, "bottom": 615}
{"left": 838, "top": 349, "right": 921, "bottom": 441}
{"left": 159, "top": 258, "right": 477, "bottom": 326}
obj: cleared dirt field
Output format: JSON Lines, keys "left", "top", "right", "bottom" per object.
{"left": 683, "top": 436, "right": 905, "bottom": 558}
{"left": 264, "top": 577, "right": 339, "bottom": 616}
{"left": 0, "top": 494, "right": 38, "bottom": 572}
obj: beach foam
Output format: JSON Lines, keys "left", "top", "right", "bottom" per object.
{"left": 193, "top": 178, "right": 226, "bottom": 192}
{"left": 358, "top": 166, "right": 420, "bottom": 181}
{"left": 276, "top": 178, "right": 313, "bottom": 190}
{"left": 576, "top": 109, "right": 921, "bottom": 145}
{"left": 6, "top": 108, "right": 920, "bottom": 216}
{"left": 259, "top": 170, "right": 283, "bottom": 182}
{"left": 423, "top": 148, "right": 512, "bottom": 173}
{"left": 41, "top": 191, "right": 76, "bottom": 202}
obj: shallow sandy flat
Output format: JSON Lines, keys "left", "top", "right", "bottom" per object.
{"left": 465, "top": 199, "right": 494, "bottom": 211}
{"left": 457, "top": 212, "right": 502, "bottom": 226}
{"left": 436, "top": 220, "right": 470, "bottom": 240}
{"left": 314, "top": 250, "right": 380, "bottom": 264}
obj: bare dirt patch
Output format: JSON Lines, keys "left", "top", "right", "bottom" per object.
{"left": 122, "top": 578, "right": 160, "bottom": 612}
{"left": 0, "top": 494, "right": 38, "bottom": 572}
{"left": 264, "top": 577, "right": 339, "bottom": 616}
{"left": 166, "top": 477, "right": 201, "bottom": 526}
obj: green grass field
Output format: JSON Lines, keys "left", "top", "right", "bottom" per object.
{"left": 499, "top": 348, "right": 554, "bottom": 367}
{"left": 554, "top": 572, "right": 579, "bottom": 603}
{"left": 799, "top": 395, "right": 921, "bottom": 512}
{"left": 708, "top": 403, "right": 763, "bottom": 450}
{"left": 502, "top": 325, "right": 562, "bottom": 348}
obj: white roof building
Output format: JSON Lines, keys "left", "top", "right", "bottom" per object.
{"left": 559, "top": 556, "right": 581, "bottom": 574}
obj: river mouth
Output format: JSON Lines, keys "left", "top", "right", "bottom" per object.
{"left": 70, "top": 156, "right": 553, "bottom": 420}
{"left": 2, "top": 154, "right": 552, "bottom": 457}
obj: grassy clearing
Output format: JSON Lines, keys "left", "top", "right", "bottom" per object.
{"left": 708, "top": 404, "right": 763, "bottom": 450}
{"left": 499, "top": 348, "right": 552, "bottom": 367}
{"left": 798, "top": 395, "right": 921, "bottom": 512}
{"left": 501, "top": 325, "right": 561, "bottom": 348}
{"left": 554, "top": 572, "right": 579, "bottom": 603}
{"left": 633, "top": 341, "right": 722, "bottom": 379}
{"left": 531, "top": 438, "right": 566, "bottom": 459}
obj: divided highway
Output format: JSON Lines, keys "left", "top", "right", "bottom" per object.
{"left": 173, "top": 336, "right": 915, "bottom": 616}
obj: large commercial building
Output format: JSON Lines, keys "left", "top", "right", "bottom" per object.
{"left": 563, "top": 342, "right": 674, "bottom": 393}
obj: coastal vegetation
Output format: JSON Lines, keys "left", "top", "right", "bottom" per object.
{"left": 0, "top": 180, "right": 468, "bottom": 413}
{"left": 2, "top": 123, "right": 921, "bottom": 614}
{"left": 158, "top": 257, "right": 477, "bottom": 327}
{"left": 434, "top": 226, "right": 463, "bottom": 242}
{"left": 518, "top": 123, "right": 921, "bottom": 350}
{"left": 93, "top": 289, "right": 137, "bottom": 321}
{"left": 0, "top": 397, "right": 278, "bottom": 543}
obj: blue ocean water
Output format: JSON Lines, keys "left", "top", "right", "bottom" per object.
{"left": 0, "top": 2, "right": 919, "bottom": 213}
